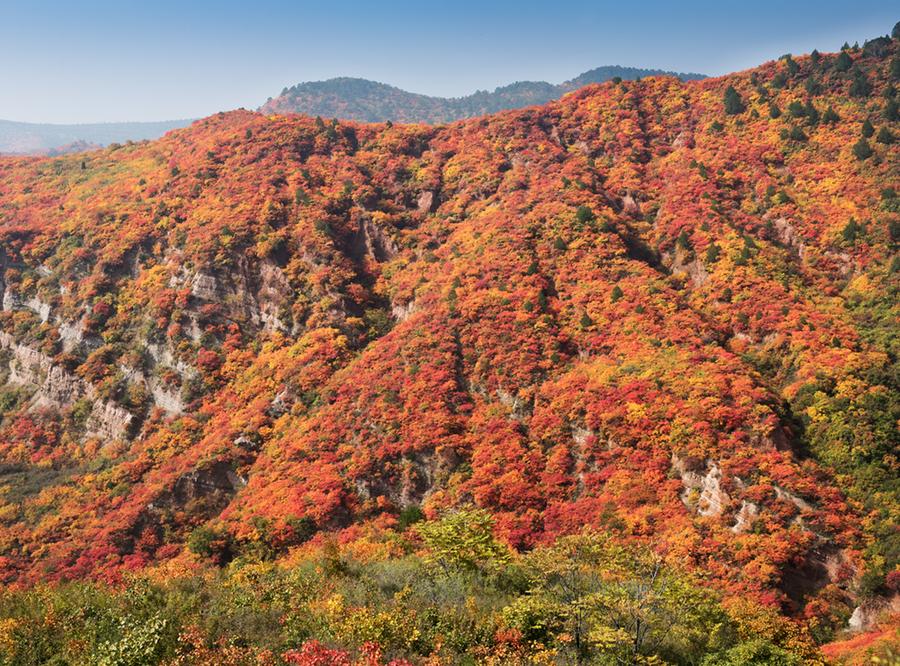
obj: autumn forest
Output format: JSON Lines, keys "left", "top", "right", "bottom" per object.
{"left": 0, "top": 23, "right": 897, "bottom": 666}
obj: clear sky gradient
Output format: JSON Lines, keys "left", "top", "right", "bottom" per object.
{"left": 1, "top": 1, "right": 896, "bottom": 123}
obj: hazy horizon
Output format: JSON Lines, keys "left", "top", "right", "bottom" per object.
{"left": 1, "top": 0, "right": 896, "bottom": 124}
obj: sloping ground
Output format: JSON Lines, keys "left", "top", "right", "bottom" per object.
{"left": 0, "top": 40, "right": 896, "bottom": 643}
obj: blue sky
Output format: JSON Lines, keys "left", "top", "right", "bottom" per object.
{"left": 0, "top": 1, "right": 896, "bottom": 123}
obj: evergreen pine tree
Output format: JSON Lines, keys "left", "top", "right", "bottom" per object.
{"left": 724, "top": 86, "right": 745, "bottom": 114}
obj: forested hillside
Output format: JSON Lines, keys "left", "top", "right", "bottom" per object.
{"left": 0, "top": 34, "right": 897, "bottom": 664}
{"left": 260, "top": 66, "right": 706, "bottom": 123}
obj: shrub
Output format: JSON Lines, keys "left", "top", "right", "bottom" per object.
{"left": 575, "top": 205, "right": 595, "bottom": 224}
{"left": 187, "top": 525, "right": 233, "bottom": 564}
{"left": 397, "top": 505, "right": 425, "bottom": 530}
{"left": 789, "top": 126, "right": 807, "bottom": 142}
{"left": 853, "top": 138, "right": 874, "bottom": 160}
{"left": 876, "top": 127, "right": 895, "bottom": 144}
{"left": 788, "top": 100, "right": 806, "bottom": 117}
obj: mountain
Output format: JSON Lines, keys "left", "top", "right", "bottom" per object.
{"left": 0, "top": 67, "right": 704, "bottom": 155}
{"left": 0, "top": 118, "right": 194, "bottom": 155}
{"left": 260, "top": 65, "right": 707, "bottom": 122}
{"left": 0, "top": 35, "right": 898, "bottom": 664}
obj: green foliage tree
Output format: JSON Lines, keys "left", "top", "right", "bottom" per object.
{"left": 517, "top": 532, "right": 731, "bottom": 665}
{"left": 862, "top": 119, "right": 876, "bottom": 137}
{"left": 702, "top": 639, "right": 802, "bottom": 665}
{"left": 94, "top": 614, "right": 170, "bottom": 666}
{"left": 415, "top": 508, "right": 510, "bottom": 575}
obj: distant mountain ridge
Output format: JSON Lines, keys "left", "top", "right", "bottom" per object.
{"left": 0, "top": 66, "right": 704, "bottom": 155}
{"left": 0, "top": 118, "right": 193, "bottom": 155}
{"left": 260, "top": 65, "right": 707, "bottom": 123}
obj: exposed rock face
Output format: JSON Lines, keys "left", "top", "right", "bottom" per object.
{"left": 85, "top": 400, "right": 134, "bottom": 442}
{"left": 848, "top": 595, "right": 900, "bottom": 632}
{"left": 673, "top": 456, "right": 729, "bottom": 517}
{"left": 353, "top": 217, "right": 398, "bottom": 263}
{"left": 257, "top": 260, "right": 293, "bottom": 333}
{"left": 139, "top": 460, "right": 248, "bottom": 535}
{"left": 172, "top": 256, "right": 297, "bottom": 333}
{"left": 0, "top": 247, "right": 302, "bottom": 440}
{"left": 621, "top": 193, "right": 641, "bottom": 216}
{"left": 167, "top": 460, "right": 246, "bottom": 507}
{"left": 417, "top": 190, "right": 435, "bottom": 214}
{"left": 23, "top": 297, "right": 51, "bottom": 323}
{"left": 191, "top": 273, "right": 220, "bottom": 301}
{"left": 1, "top": 287, "right": 19, "bottom": 312}
{"left": 666, "top": 246, "right": 709, "bottom": 287}
{"left": 0, "top": 331, "right": 133, "bottom": 441}
{"left": 150, "top": 383, "right": 185, "bottom": 415}
{"left": 58, "top": 321, "right": 85, "bottom": 352}
{"left": 354, "top": 448, "right": 457, "bottom": 510}
{"left": 731, "top": 500, "right": 759, "bottom": 532}
{"left": 672, "top": 130, "right": 694, "bottom": 149}
{"left": 772, "top": 217, "right": 807, "bottom": 258}
{"left": 774, "top": 484, "right": 813, "bottom": 513}
{"left": 391, "top": 299, "right": 417, "bottom": 322}
{"left": 780, "top": 544, "right": 854, "bottom": 608}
